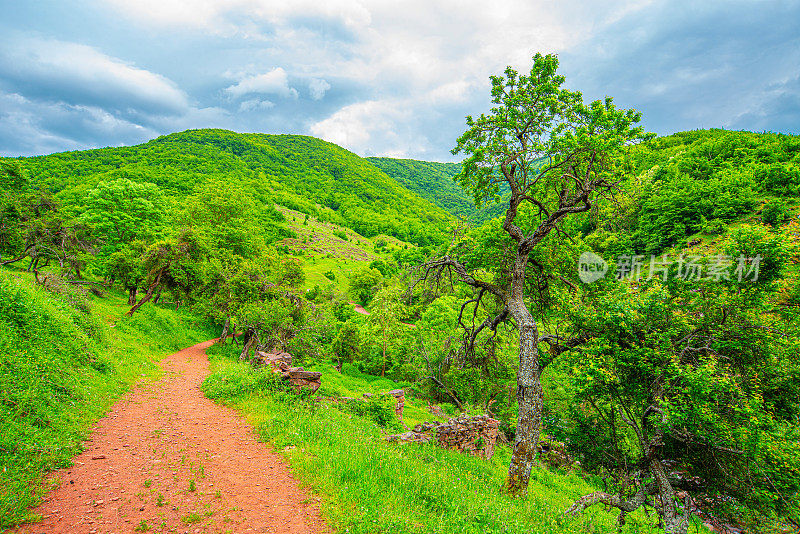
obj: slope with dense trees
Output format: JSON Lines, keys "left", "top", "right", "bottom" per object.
{"left": 17, "top": 129, "right": 452, "bottom": 248}
{"left": 368, "top": 157, "right": 508, "bottom": 223}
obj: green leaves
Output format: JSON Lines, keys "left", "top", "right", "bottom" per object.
{"left": 79, "top": 178, "right": 167, "bottom": 254}
{"left": 454, "top": 53, "right": 650, "bottom": 217}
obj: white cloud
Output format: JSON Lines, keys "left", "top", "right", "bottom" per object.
{"left": 0, "top": 37, "right": 189, "bottom": 115}
{"left": 239, "top": 98, "right": 275, "bottom": 111}
{"left": 0, "top": 91, "right": 157, "bottom": 156}
{"left": 224, "top": 68, "right": 299, "bottom": 99}
{"left": 308, "top": 78, "right": 331, "bottom": 100}
{"left": 309, "top": 99, "right": 430, "bottom": 157}
{"left": 102, "top": 0, "right": 372, "bottom": 36}
{"left": 426, "top": 81, "right": 473, "bottom": 104}
{"left": 3, "top": 0, "right": 796, "bottom": 158}
{"left": 0, "top": 36, "right": 233, "bottom": 155}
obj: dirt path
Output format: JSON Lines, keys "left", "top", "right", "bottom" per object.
{"left": 13, "top": 340, "right": 327, "bottom": 534}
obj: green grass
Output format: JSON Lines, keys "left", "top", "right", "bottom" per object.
{"left": 181, "top": 511, "right": 203, "bottom": 524}
{"left": 0, "top": 269, "right": 215, "bottom": 529}
{"left": 202, "top": 353, "right": 704, "bottom": 534}
{"left": 309, "top": 362, "right": 433, "bottom": 428}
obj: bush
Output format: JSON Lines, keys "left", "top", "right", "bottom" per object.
{"left": 701, "top": 217, "right": 727, "bottom": 235}
{"left": 338, "top": 394, "right": 402, "bottom": 430}
{"left": 201, "top": 363, "right": 287, "bottom": 399}
{"left": 755, "top": 163, "right": 800, "bottom": 194}
{"left": 762, "top": 199, "right": 791, "bottom": 227}
{"left": 348, "top": 267, "right": 383, "bottom": 305}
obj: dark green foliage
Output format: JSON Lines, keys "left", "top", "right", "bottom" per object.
{"left": 617, "top": 129, "right": 799, "bottom": 254}
{"left": 632, "top": 172, "right": 757, "bottom": 254}
{"left": 560, "top": 268, "right": 799, "bottom": 527}
{"left": 368, "top": 157, "right": 509, "bottom": 223}
{"left": 700, "top": 217, "right": 727, "bottom": 235}
{"left": 367, "top": 258, "right": 396, "bottom": 277}
{"left": 78, "top": 178, "right": 167, "bottom": 254}
{"left": 19, "top": 129, "right": 451, "bottom": 247}
{"left": 338, "top": 394, "right": 402, "bottom": 430}
{"left": 348, "top": 266, "right": 383, "bottom": 305}
{"left": 761, "top": 198, "right": 791, "bottom": 226}
{"left": 332, "top": 320, "right": 361, "bottom": 362}
{"left": 754, "top": 162, "right": 800, "bottom": 194}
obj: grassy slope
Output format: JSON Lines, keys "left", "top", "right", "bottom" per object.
{"left": 275, "top": 205, "right": 420, "bottom": 291}
{"left": 17, "top": 129, "right": 452, "bottom": 247}
{"left": 202, "top": 350, "right": 703, "bottom": 534}
{"left": 275, "top": 206, "right": 399, "bottom": 290}
{"left": 0, "top": 269, "right": 215, "bottom": 528}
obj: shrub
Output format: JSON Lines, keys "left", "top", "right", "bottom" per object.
{"left": 755, "top": 163, "right": 800, "bottom": 194}
{"left": 201, "top": 362, "right": 292, "bottom": 400}
{"left": 762, "top": 199, "right": 791, "bottom": 227}
{"left": 338, "top": 394, "right": 402, "bottom": 430}
{"left": 701, "top": 217, "right": 727, "bottom": 235}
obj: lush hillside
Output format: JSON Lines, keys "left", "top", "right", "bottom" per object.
{"left": 3, "top": 126, "right": 799, "bottom": 533}
{"left": 597, "top": 128, "right": 800, "bottom": 255}
{"left": 18, "top": 129, "right": 452, "bottom": 247}
{"left": 368, "top": 157, "right": 507, "bottom": 223}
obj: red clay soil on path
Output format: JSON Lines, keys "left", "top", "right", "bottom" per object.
{"left": 12, "top": 340, "right": 328, "bottom": 534}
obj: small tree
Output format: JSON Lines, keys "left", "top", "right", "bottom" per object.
{"left": 349, "top": 266, "right": 383, "bottom": 305}
{"left": 367, "top": 286, "right": 403, "bottom": 376}
{"left": 564, "top": 272, "right": 798, "bottom": 533}
{"left": 126, "top": 229, "right": 206, "bottom": 316}
{"left": 333, "top": 320, "right": 362, "bottom": 363}
{"left": 422, "top": 53, "right": 650, "bottom": 495}
{"left": 104, "top": 241, "right": 147, "bottom": 305}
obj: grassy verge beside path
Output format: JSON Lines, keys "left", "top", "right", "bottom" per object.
{"left": 0, "top": 270, "right": 215, "bottom": 528}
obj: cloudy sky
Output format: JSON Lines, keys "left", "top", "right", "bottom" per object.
{"left": 1, "top": 0, "right": 798, "bottom": 160}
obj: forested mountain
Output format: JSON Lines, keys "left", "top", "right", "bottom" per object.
{"left": 19, "top": 129, "right": 453, "bottom": 247}
{"left": 368, "top": 157, "right": 507, "bottom": 223}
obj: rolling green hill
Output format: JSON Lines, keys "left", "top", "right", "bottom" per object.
{"left": 367, "top": 157, "right": 508, "bottom": 223}
{"left": 18, "top": 129, "right": 452, "bottom": 248}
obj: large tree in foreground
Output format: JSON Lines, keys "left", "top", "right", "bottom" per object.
{"left": 424, "top": 53, "right": 650, "bottom": 495}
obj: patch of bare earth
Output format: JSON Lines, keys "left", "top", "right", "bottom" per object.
{"left": 12, "top": 340, "right": 328, "bottom": 534}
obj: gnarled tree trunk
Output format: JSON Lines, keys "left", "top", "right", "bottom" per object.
{"left": 505, "top": 253, "right": 544, "bottom": 496}
{"left": 218, "top": 316, "right": 230, "bottom": 344}
{"left": 239, "top": 327, "right": 258, "bottom": 362}
{"left": 126, "top": 269, "right": 163, "bottom": 316}
{"left": 567, "top": 405, "right": 691, "bottom": 534}
{"left": 127, "top": 287, "right": 138, "bottom": 306}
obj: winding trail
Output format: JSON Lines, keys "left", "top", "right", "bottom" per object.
{"left": 13, "top": 340, "right": 327, "bottom": 534}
